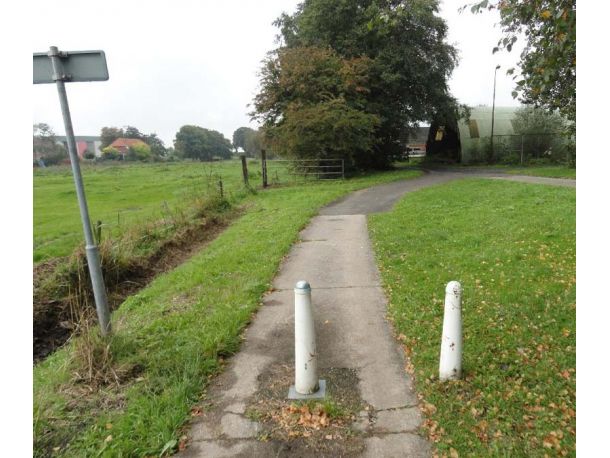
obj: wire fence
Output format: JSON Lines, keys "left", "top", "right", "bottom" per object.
{"left": 490, "top": 133, "right": 571, "bottom": 165}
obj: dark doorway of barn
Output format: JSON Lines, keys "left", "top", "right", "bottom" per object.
{"left": 426, "top": 120, "right": 461, "bottom": 163}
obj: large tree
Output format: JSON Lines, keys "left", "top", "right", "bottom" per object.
{"left": 100, "top": 127, "right": 124, "bottom": 148}
{"left": 468, "top": 1, "right": 576, "bottom": 129}
{"left": 253, "top": 46, "right": 379, "bottom": 166}
{"left": 254, "top": 0, "right": 461, "bottom": 168}
{"left": 232, "top": 127, "right": 262, "bottom": 157}
{"left": 142, "top": 133, "right": 167, "bottom": 158}
{"left": 33, "top": 123, "right": 67, "bottom": 165}
{"left": 174, "top": 126, "right": 232, "bottom": 161}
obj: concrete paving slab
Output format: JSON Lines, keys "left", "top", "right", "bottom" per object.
{"left": 363, "top": 433, "right": 431, "bottom": 458}
{"left": 180, "top": 439, "right": 277, "bottom": 458}
{"left": 374, "top": 408, "right": 423, "bottom": 433}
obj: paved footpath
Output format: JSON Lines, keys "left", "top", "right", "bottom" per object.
{"left": 181, "top": 171, "right": 574, "bottom": 458}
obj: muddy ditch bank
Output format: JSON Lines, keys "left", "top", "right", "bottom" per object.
{"left": 33, "top": 209, "right": 241, "bottom": 362}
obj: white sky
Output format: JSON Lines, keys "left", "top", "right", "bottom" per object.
{"left": 31, "top": 0, "right": 522, "bottom": 146}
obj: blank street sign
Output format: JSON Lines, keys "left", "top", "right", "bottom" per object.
{"left": 33, "top": 50, "right": 109, "bottom": 84}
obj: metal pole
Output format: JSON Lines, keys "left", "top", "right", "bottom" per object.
{"left": 520, "top": 134, "right": 524, "bottom": 165}
{"left": 490, "top": 65, "right": 500, "bottom": 163}
{"left": 48, "top": 46, "right": 111, "bottom": 335}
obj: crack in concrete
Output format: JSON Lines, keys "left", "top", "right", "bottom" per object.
{"left": 271, "top": 285, "right": 382, "bottom": 292}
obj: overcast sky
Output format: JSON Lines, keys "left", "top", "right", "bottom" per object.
{"left": 32, "top": 0, "right": 523, "bottom": 146}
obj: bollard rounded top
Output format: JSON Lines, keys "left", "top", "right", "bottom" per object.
{"left": 295, "top": 280, "right": 311, "bottom": 291}
{"left": 446, "top": 281, "right": 462, "bottom": 295}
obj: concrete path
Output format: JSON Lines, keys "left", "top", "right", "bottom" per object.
{"left": 181, "top": 170, "right": 574, "bottom": 458}
{"left": 320, "top": 169, "right": 573, "bottom": 216}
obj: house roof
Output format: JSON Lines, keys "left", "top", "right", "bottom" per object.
{"left": 109, "top": 138, "right": 147, "bottom": 148}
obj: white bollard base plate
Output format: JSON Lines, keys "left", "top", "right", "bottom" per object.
{"left": 287, "top": 380, "right": 326, "bottom": 400}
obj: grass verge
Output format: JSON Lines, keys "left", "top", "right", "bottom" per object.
{"left": 506, "top": 166, "right": 576, "bottom": 179}
{"left": 33, "top": 168, "right": 421, "bottom": 457}
{"left": 369, "top": 179, "right": 575, "bottom": 456}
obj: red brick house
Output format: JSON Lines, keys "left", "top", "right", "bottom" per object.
{"left": 109, "top": 138, "right": 148, "bottom": 158}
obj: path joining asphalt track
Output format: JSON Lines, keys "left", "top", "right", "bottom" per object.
{"left": 181, "top": 170, "right": 574, "bottom": 457}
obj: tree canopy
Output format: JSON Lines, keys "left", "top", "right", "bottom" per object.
{"left": 33, "top": 123, "right": 67, "bottom": 165}
{"left": 232, "top": 127, "right": 262, "bottom": 157}
{"left": 468, "top": 0, "right": 576, "bottom": 130}
{"left": 174, "top": 126, "right": 232, "bottom": 161}
{"left": 252, "top": 0, "right": 462, "bottom": 168}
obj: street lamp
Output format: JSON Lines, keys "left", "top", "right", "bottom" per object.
{"left": 490, "top": 64, "right": 501, "bottom": 162}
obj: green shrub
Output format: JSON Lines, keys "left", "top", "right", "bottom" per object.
{"left": 127, "top": 143, "right": 152, "bottom": 161}
{"left": 101, "top": 146, "right": 121, "bottom": 160}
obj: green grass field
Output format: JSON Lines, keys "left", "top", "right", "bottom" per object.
{"left": 369, "top": 179, "right": 575, "bottom": 456}
{"left": 33, "top": 161, "right": 266, "bottom": 262}
{"left": 33, "top": 166, "right": 422, "bottom": 457}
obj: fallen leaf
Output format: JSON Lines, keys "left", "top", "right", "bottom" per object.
{"left": 449, "top": 448, "right": 459, "bottom": 458}
{"left": 105, "top": 435, "right": 113, "bottom": 443}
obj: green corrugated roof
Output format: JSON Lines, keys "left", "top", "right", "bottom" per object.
{"left": 459, "top": 106, "right": 520, "bottom": 139}
{"left": 457, "top": 106, "right": 521, "bottom": 163}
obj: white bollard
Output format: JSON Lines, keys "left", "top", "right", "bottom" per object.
{"left": 288, "top": 281, "right": 325, "bottom": 399}
{"left": 439, "top": 281, "right": 462, "bottom": 381}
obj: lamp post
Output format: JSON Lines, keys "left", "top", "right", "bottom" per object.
{"left": 490, "top": 64, "right": 500, "bottom": 163}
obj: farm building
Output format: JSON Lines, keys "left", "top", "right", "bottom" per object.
{"left": 458, "top": 106, "right": 520, "bottom": 163}
{"left": 55, "top": 135, "right": 103, "bottom": 158}
{"left": 426, "top": 106, "right": 521, "bottom": 163}
{"left": 405, "top": 126, "right": 429, "bottom": 155}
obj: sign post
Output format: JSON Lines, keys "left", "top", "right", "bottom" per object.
{"left": 33, "top": 46, "right": 111, "bottom": 335}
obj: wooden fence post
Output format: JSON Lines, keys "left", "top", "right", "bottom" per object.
{"left": 261, "top": 149, "right": 268, "bottom": 188}
{"left": 240, "top": 154, "right": 249, "bottom": 187}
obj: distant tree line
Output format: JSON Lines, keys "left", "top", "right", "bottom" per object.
{"left": 33, "top": 122, "right": 265, "bottom": 165}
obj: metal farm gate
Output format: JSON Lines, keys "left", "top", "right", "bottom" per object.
{"left": 263, "top": 158, "right": 345, "bottom": 185}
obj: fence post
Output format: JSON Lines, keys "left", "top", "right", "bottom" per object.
{"left": 240, "top": 154, "right": 249, "bottom": 187}
{"left": 520, "top": 134, "right": 524, "bottom": 165}
{"left": 341, "top": 159, "right": 345, "bottom": 179}
{"left": 218, "top": 177, "right": 224, "bottom": 199}
{"left": 439, "top": 281, "right": 462, "bottom": 381}
{"left": 261, "top": 149, "right": 268, "bottom": 188}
